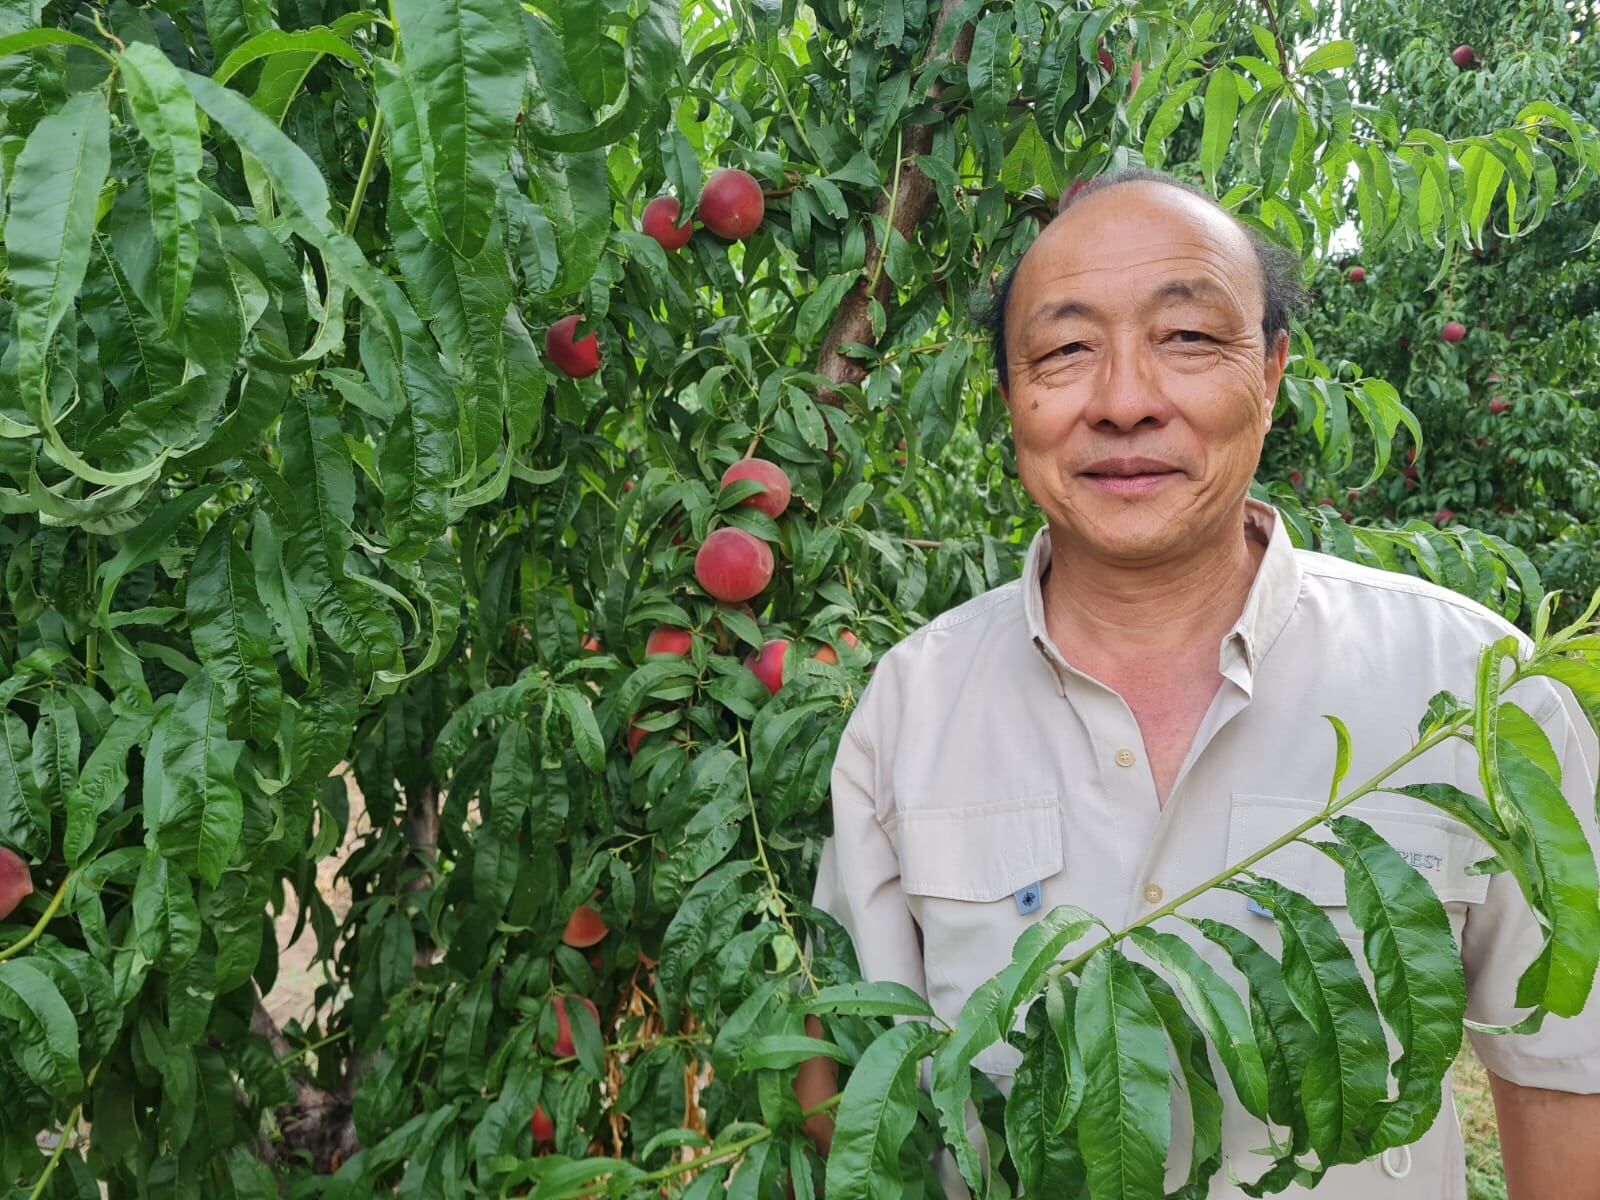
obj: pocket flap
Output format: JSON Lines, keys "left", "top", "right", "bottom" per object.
{"left": 896, "top": 798, "right": 1063, "bottom": 903}
{"left": 1228, "top": 793, "right": 1491, "bottom": 907}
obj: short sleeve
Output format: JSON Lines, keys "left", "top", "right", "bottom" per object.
{"left": 1463, "top": 684, "right": 1600, "bottom": 1093}
{"left": 810, "top": 725, "right": 928, "bottom": 1000}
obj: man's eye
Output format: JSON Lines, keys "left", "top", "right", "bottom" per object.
{"left": 1172, "top": 330, "right": 1213, "bottom": 343}
{"left": 1052, "top": 341, "right": 1086, "bottom": 356}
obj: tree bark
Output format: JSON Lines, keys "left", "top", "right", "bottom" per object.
{"left": 251, "top": 996, "right": 362, "bottom": 1172}
{"left": 813, "top": 0, "right": 977, "bottom": 404}
{"left": 406, "top": 780, "right": 442, "bottom": 968}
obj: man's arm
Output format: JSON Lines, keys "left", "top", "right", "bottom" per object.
{"left": 794, "top": 1013, "right": 839, "bottom": 1155}
{"left": 1488, "top": 1069, "right": 1600, "bottom": 1200}
{"left": 795, "top": 721, "right": 927, "bottom": 1159}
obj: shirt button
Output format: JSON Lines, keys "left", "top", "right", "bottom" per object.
{"left": 1115, "top": 748, "right": 1137, "bottom": 768}
{"left": 1144, "top": 883, "right": 1164, "bottom": 905}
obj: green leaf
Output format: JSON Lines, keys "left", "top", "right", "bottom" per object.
{"left": 1132, "top": 964, "right": 1223, "bottom": 1195}
{"left": 279, "top": 390, "right": 355, "bottom": 595}
{"left": 1074, "top": 948, "right": 1170, "bottom": 1200}
{"left": 131, "top": 847, "right": 202, "bottom": 972}
{"left": 391, "top": 0, "right": 528, "bottom": 256}
{"left": 1200, "top": 68, "right": 1239, "bottom": 188}
{"left": 554, "top": 687, "right": 605, "bottom": 773}
{"left": 5, "top": 91, "right": 111, "bottom": 420}
{"left": 1006, "top": 1001, "right": 1086, "bottom": 1198}
{"left": 795, "top": 273, "right": 857, "bottom": 346}
{"left": 1299, "top": 40, "right": 1356, "bottom": 73}
{"left": 0, "top": 710, "right": 49, "bottom": 859}
{"left": 0, "top": 960, "right": 84, "bottom": 1097}
{"left": 64, "top": 710, "right": 153, "bottom": 866}
{"left": 1497, "top": 740, "right": 1600, "bottom": 1015}
{"left": 1325, "top": 714, "right": 1352, "bottom": 810}
{"left": 1126, "top": 927, "right": 1269, "bottom": 1119}
{"left": 212, "top": 26, "right": 365, "bottom": 86}
{"left": 154, "top": 671, "right": 245, "bottom": 887}
{"left": 1229, "top": 877, "right": 1386, "bottom": 1166}
{"left": 805, "top": 981, "right": 934, "bottom": 1019}
{"left": 1193, "top": 918, "right": 1318, "bottom": 1155}
{"left": 1322, "top": 815, "right": 1465, "bottom": 1149}
{"left": 31, "top": 689, "right": 80, "bottom": 821}
{"left": 656, "top": 861, "right": 755, "bottom": 1029}
{"left": 188, "top": 516, "right": 284, "bottom": 743}
{"left": 120, "top": 43, "right": 205, "bottom": 329}
{"left": 825, "top": 1021, "right": 941, "bottom": 1200}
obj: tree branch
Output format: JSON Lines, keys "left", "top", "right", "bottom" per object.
{"left": 812, "top": 0, "right": 977, "bottom": 405}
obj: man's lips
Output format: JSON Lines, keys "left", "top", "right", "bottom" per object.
{"left": 1081, "top": 470, "right": 1180, "bottom": 495}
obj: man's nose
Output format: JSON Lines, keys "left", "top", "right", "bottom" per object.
{"left": 1083, "top": 336, "right": 1165, "bottom": 429}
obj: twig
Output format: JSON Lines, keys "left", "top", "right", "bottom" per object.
{"left": 0, "top": 871, "right": 74, "bottom": 962}
{"left": 1259, "top": 0, "right": 1288, "bottom": 74}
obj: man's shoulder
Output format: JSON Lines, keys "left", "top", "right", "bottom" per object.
{"left": 1292, "top": 544, "right": 1533, "bottom": 650}
{"left": 885, "top": 579, "right": 1027, "bottom": 660}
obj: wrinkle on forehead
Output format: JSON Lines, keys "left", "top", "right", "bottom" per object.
{"left": 1009, "top": 184, "right": 1265, "bottom": 329}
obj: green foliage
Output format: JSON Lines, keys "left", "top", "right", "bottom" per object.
{"left": 0, "top": 0, "right": 1597, "bottom": 1196}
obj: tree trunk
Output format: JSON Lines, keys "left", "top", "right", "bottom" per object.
{"left": 813, "top": 0, "right": 977, "bottom": 404}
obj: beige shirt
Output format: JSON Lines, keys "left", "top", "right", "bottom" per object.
{"left": 812, "top": 498, "right": 1600, "bottom": 1198}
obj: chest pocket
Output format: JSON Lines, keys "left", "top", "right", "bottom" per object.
{"left": 895, "top": 796, "right": 1064, "bottom": 902}
{"left": 893, "top": 796, "right": 1064, "bottom": 1080}
{"left": 1227, "top": 793, "right": 1492, "bottom": 917}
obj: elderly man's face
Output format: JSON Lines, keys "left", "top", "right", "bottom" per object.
{"left": 1000, "top": 182, "right": 1287, "bottom": 562}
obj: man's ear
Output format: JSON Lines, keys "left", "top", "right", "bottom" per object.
{"left": 1262, "top": 329, "right": 1289, "bottom": 428}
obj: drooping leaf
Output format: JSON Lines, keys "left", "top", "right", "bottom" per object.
{"left": 391, "top": 0, "right": 528, "bottom": 256}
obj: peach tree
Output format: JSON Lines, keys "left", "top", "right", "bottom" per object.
{"left": 0, "top": 0, "right": 1598, "bottom": 1196}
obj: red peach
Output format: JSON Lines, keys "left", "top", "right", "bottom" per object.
{"left": 581, "top": 636, "right": 601, "bottom": 652}
{"left": 627, "top": 723, "right": 649, "bottom": 757}
{"left": 720, "top": 459, "right": 792, "bottom": 519}
{"left": 745, "top": 639, "right": 790, "bottom": 696}
{"left": 1488, "top": 396, "right": 1510, "bottom": 414}
{"left": 1348, "top": 266, "right": 1366, "bottom": 283}
{"left": 0, "top": 847, "right": 31, "bottom": 921}
{"left": 551, "top": 994, "right": 599, "bottom": 1059}
{"left": 811, "top": 629, "right": 860, "bottom": 665}
{"left": 1434, "top": 508, "right": 1456, "bottom": 526}
{"left": 1440, "top": 321, "right": 1467, "bottom": 343}
{"left": 694, "top": 528, "right": 774, "bottom": 603}
{"left": 699, "top": 169, "right": 764, "bottom": 239}
{"left": 530, "top": 1103, "right": 556, "bottom": 1145}
{"left": 645, "top": 626, "right": 693, "bottom": 656}
{"left": 561, "top": 903, "right": 608, "bottom": 949}
{"left": 640, "top": 195, "right": 693, "bottom": 251}
{"left": 1451, "top": 44, "right": 1476, "bottom": 68}
{"left": 545, "top": 315, "right": 600, "bottom": 378}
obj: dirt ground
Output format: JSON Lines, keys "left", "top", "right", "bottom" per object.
{"left": 262, "top": 770, "right": 363, "bottom": 1032}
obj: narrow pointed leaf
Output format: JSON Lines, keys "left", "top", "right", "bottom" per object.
{"left": 1322, "top": 816, "right": 1464, "bottom": 1149}
{"left": 1074, "top": 948, "right": 1170, "bottom": 1200}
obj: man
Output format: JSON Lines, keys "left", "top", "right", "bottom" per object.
{"left": 795, "top": 168, "right": 1600, "bottom": 1198}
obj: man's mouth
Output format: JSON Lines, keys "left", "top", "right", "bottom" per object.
{"left": 1081, "top": 465, "right": 1181, "bottom": 494}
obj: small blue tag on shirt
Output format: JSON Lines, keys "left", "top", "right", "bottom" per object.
{"left": 1246, "top": 896, "right": 1273, "bottom": 918}
{"left": 1014, "top": 882, "right": 1042, "bottom": 915}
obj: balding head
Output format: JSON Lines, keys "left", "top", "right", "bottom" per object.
{"left": 979, "top": 168, "right": 1307, "bottom": 390}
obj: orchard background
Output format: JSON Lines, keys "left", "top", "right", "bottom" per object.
{"left": 0, "top": 0, "right": 1598, "bottom": 1197}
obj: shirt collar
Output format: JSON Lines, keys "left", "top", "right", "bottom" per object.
{"left": 1020, "top": 498, "right": 1301, "bottom": 693}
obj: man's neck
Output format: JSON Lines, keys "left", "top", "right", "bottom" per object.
{"left": 1039, "top": 510, "right": 1265, "bottom": 672}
